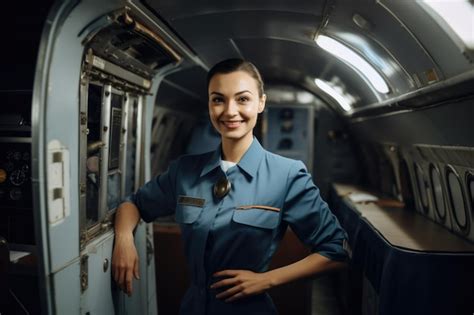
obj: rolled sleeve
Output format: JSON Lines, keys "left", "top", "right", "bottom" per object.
{"left": 123, "top": 158, "right": 179, "bottom": 223}
{"left": 282, "top": 160, "right": 348, "bottom": 262}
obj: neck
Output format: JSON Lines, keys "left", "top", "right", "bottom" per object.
{"left": 221, "top": 133, "right": 254, "bottom": 163}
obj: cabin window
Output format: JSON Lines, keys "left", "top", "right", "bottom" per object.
{"left": 446, "top": 167, "right": 468, "bottom": 230}
{"left": 430, "top": 164, "right": 447, "bottom": 221}
{"left": 415, "top": 163, "right": 429, "bottom": 213}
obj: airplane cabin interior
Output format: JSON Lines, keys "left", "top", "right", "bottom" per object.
{"left": 0, "top": 0, "right": 473, "bottom": 314}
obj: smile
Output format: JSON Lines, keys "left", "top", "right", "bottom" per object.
{"left": 220, "top": 120, "right": 244, "bottom": 129}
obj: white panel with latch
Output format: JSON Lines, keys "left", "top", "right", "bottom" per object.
{"left": 47, "top": 140, "right": 70, "bottom": 225}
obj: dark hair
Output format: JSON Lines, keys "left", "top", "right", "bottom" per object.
{"left": 206, "top": 58, "right": 265, "bottom": 97}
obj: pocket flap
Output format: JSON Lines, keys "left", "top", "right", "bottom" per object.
{"left": 175, "top": 204, "right": 203, "bottom": 224}
{"left": 232, "top": 207, "right": 280, "bottom": 229}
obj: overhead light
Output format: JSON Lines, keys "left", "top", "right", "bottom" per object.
{"left": 315, "top": 79, "right": 353, "bottom": 111}
{"left": 418, "top": 0, "right": 474, "bottom": 49}
{"left": 296, "top": 91, "right": 315, "bottom": 104}
{"left": 315, "top": 35, "right": 390, "bottom": 94}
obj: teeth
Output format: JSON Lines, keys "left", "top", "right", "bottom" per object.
{"left": 222, "top": 120, "right": 243, "bottom": 128}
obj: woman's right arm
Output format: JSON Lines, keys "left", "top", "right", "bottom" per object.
{"left": 112, "top": 202, "right": 142, "bottom": 296}
{"left": 111, "top": 157, "right": 181, "bottom": 296}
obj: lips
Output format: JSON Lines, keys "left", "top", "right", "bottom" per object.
{"left": 221, "top": 120, "right": 244, "bottom": 129}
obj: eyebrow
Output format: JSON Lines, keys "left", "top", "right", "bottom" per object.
{"left": 210, "top": 90, "right": 253, "bottom": 96}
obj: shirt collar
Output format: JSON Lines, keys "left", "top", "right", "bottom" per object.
{"left": 199, "top": 137, "right": 265, "bottom": 178}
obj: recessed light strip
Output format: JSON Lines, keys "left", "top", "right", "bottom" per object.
{"left": 315, "top": 79, "right": 353, "bottom": 111}
{"left": 316, "top": 35, "right": 390, "bottom": 94}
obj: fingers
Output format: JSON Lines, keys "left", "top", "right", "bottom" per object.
{"left": 118, "top": 266, "right": 125, "bottom": 291}
{"left": 133, "top": 258, "right": 140, "bottom": 280}
{"left": 112, "top": 257, "right": 127, "bottom": 293}
{"left": 215, "top": 284, "right": 243, "bottom": 300}
{"left": 213, "top": 269, "right": 241, "bottom": 277}
{"left": 210, "top": 277, "right": 239, "bottom": 289}
{"left": 111, "top": 240, "right": 140, "bottom": 296}
{"left": 211, "top": 270, "right": 269, "bottom": 302}
{"left": 125, "top": 268, "right": 133, "bottom": 296}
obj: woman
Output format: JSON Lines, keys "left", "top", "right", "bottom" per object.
{"left": 112, "top": 58, "right": 348, "bottom": 315}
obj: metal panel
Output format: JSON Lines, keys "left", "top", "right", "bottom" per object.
{"left": 100, "top": 85, "right": 112, "bottom": 219}
{"left": 123, "top": 222, "right": 147, "bottom": 314}
{"left": 262, "top": 104, "right": 314, "bottom": 172}
{"left": 121, "top": 93, "right": 131, "bottom": 198}
{"left": 79, "top": 78, "right": 90, "bottom": 236}
{"left": 79, "top": 231, "right": 116, "bottom": 315}
{"left": 146, "top": 224, "right": 158, "bottom": 315}
{"left": 143, "top": 0, "right": 325, "bottom": 21}
{"left": 135, "top": 95, "right": 145, "bottom": 188}
{"left": 106, "top": 87, "right": 125, "bottom": 211}
{"left": 53, "top": 259, "right": 81, "bottom": 314}
{"left": 380, "top": 0, "right": 474, "bottom": 78}
{"left": 166, "top": 10, "right": 322, "bottom": 47}
{"left": 31, "top": 1, "right": 165, "bottom": 313}
{"left": 85, "top": 54, "right": 152, "bottom": 90}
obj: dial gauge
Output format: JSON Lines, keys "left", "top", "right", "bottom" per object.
{"left": 10, "top": 169, "right": 26, "bottom": 186}
{"left": 10, "top": 188, "right": 22, "bottom": 200}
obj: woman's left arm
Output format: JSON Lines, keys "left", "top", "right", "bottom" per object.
{"left": 212, "top": 160, "right": 348, "bottom": 302}
{"left": 211, "top": 253, "right": 345, "bottom": 302}
{"left": 267, "top": 252, "right": 346, "bottom": 287}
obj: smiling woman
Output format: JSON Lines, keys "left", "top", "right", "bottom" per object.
{"left": 112, "top": 58, "right": 348, "bottom": 315}
{"left": 207, "top": 60, "right": 266, "bottom": 161}
{"left": 4, "top": 0, "right": 474, "bottom": 314}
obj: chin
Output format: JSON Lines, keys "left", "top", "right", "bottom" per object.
{"left": 220, "top": 129, "right": 253, "bottom": 141}
{"left": 220, "top": 132, "right": 244, "bottom": 140}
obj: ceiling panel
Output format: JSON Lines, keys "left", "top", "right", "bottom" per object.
{"left": 167, "top": 11, "right": 321, "bottom": 48}
{"left": 144, "top": 0, "right": 325, "bottom": 20}
{"left": 145, "top": 0, "right": 465, "bottom": 108}
{"left": 189, "top": 40, "right": 244, "bottom": 68}
{"left": 380, "top": 0, "right": 473, "bottom": 78}
{"left": 164, "top": 66, "right": 209, "bottom": 101}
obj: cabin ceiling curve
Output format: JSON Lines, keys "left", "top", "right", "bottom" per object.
{"left": 141, "top": 0, "right": 474, "bottom": 112}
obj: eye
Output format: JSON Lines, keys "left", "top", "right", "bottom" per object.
{"left": 211, "top": 97, "right": 224, "bottom": 104}
{"left": 237, "top": 96, "right": 249, "bottom": 103}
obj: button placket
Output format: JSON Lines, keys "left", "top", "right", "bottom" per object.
{"left": 195, "top": 171, "right": 225, "bottom": 288}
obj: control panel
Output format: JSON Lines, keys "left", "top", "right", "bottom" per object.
{"left": 263, "top": 106, "right": 314, "bottom": 171}
{"left": 0, "top": 138, "right": 34, "bottom": 244}
{"left": 0, "top": 140, "right": 32, "bottom": 209}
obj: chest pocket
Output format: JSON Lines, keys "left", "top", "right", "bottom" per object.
{"left": 232, "top": 206, "right": 280, "bottom": 229}
{"left": 175, "top": 204, "right": 203, "bottom": 224}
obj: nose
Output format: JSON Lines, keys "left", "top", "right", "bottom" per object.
{"left": 223, "top": 99, "right": 238, "bottom": 117}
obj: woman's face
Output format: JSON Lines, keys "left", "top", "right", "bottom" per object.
{"left": 208, "top": 71, "right": 266, "bottom": 142}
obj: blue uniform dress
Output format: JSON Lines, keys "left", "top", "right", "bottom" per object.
{"left": 125, "top": 137, "right": 347, "bottom": 315}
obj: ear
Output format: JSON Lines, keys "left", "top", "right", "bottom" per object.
{"left": 258, "top": 94, "right": 266, "bottom": 113}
